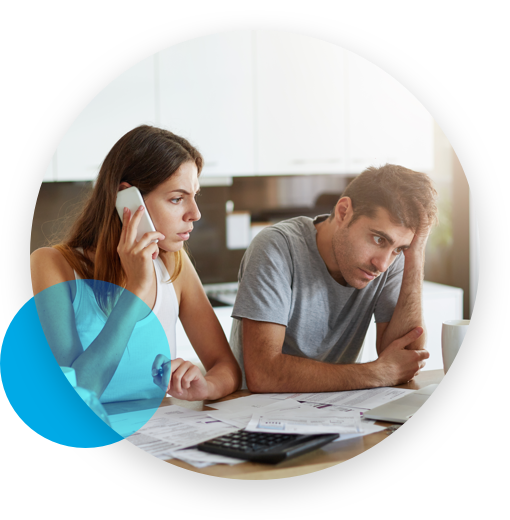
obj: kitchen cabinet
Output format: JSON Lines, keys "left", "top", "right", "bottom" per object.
{"left": 48, "top": 31, "right": 434, "bottom": 183}
{"left": 255, "top": 31, "right": 347, "bottom": 175}
{"left": 346, "top": 52, "right": 434, "bottom": 173}
{"left": 55, "top": 56, "right": 156, "bottom": 181}
{"left": 159, "top": 32, "right": 255, "bottom": 177}
{"left": 43, "top": 157, "right": 55, "bottom": 182}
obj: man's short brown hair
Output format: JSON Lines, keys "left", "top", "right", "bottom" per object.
{"left": 333, "top": 164, "right": 438, "bottom": 231}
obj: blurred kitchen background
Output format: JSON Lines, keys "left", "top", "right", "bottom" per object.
{"left": 30, "top": 31, "right": 476, "bottom": 369}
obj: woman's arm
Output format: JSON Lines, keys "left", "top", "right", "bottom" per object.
{"left": 31, "top": 206, "right": 165, "bottom": 397}
{"left": 31, "top": 247, "right": 154, "bottom": 397}
{"left": 170, "top": 253, "right": 242, "bottom": 401}
{"left": 31, "top": 246, "right": 80, "bottom": 367}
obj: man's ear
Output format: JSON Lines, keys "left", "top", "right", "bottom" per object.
{"left": 334, "top": 197, "right": 353, "bottom": 225}
{"left": 118, "top": 182, "right": 132, "bottom": 192}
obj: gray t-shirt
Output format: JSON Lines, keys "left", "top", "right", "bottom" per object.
{"left": 230, "top": 215, "right": 404, "bottom": 387}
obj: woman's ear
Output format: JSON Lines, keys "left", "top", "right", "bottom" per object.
{"left": 118, "top": 182, "right": 132, "bottom": 192}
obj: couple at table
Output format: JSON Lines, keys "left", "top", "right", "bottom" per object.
{"left": 30, "top": 125, "right": 438, "bottom": 404}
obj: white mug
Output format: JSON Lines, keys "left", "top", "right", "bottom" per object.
{"left": 441, "top": 319, "right": 470, "bottom": 374}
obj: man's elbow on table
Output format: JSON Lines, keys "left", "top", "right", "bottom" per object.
{"left": 245, "top": 360, "right": 274, "bottom": 394}
{"left": 243, "top": 318, "right": 287, "bottom": 393}
{"left": 245, "top": 351, "right": 296, "bottom": 393}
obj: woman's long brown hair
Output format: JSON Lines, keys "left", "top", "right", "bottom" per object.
{"left": 53, "top": 125, "right": 203, "bottom": 311}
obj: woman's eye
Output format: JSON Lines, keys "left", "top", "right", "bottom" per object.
{"left": 170, "top": 197, "right": 183, "bottom": 204}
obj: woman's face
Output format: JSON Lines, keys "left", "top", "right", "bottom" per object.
{"left": 144, "top": 161, "right": 201, "bottom": 253}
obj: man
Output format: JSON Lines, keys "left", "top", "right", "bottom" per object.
{"left": 230, "top": 164, "right": 438, "bottom": 392}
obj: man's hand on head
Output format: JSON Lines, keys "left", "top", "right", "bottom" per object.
{"left": 404, "top": 199, "right": 433, "bottom": 262}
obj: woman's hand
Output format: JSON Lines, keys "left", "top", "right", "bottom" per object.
{"left": 117, "top": 206, "right": 165, "bottom": 299}
{"left": 152, "top": 354, "right": 172, "bottom": 393}
{"left": 152, "top": 355, "right": 211, "bottom": 401}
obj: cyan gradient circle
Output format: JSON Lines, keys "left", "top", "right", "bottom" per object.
{"left": 1, "top": 280, "right": 171, "bottom": 448}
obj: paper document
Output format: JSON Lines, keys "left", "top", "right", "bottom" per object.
{"left": 108, "top": 408, "right": 159, "bottom": 437}
{"left": 168, "top": 448, "right": 245, "bottom": 468}
{"left": 245, "top": 399, "right": 362, "bottom": 435}
{"left": 268, "top": 387, "right": 414, "bottom": 411}
{"left": 208, "top": 395, "right": 361, "bottom": 434}
{"left": 127, "top": 405, "right": 239, "bottom": 460}
{"left": 122, "top": 387, "right": 402, "bottom": 464}
{"left": 206, "top": 394, "right": 280, "bottom": 412}
{"left": 208, "top": 398, "right": 309, "bottom": 428}
{"left": 208, "top": 394, "right": 384, "bottom": 442}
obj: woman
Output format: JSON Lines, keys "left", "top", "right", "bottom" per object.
{"left": 30, "top": 125, "right": 241, "bottom": 403}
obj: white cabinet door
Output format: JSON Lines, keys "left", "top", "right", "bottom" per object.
{"left": 56, "top": 57, "right": 156, "bottom": 181}
{"left": 159, "top": 32, "right": 255, "bottom": 177}
{"left": 346, "top": 52, "right": 434, "bottom": 174}
{"left": 255, "top": 31, "right": 346, "bottom": 175}
{"left": 43, "top": 157, "right": 55, "bottom": 182}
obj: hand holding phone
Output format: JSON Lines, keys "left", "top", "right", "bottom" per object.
{"left": 115, "top": 187, "right": 158, "bottom": 243}
{"left": 116, "top": 187, "right": 165, "bottom": 300}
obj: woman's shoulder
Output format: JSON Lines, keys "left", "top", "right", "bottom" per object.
{"left": 30, "top": 247, "right": 76, "bottom": 295}
{"left": 31, "top": 246, "right": 75, "bottom": 268}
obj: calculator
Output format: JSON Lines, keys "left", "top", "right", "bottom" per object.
{"left": 197, "top": 430, "right": 339, "bottom": 464}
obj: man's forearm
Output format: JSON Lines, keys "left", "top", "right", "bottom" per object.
{"left": 243, "top": 319, "right": 386, "bottom": 392}
{"left": 246, "top": 352, "right": 386, "bottom": 393}
{"left": 379, "top": 253, "right": 425, "bottom": 353}
{"left": 243, "top": 319, "right": 428, "bottom": 393}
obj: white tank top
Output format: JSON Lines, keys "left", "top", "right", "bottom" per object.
{"left": 73, "top": 256, "right": 179, "bottom": 403}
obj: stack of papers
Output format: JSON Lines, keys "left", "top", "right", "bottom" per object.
{"left": 119, "top": 387, "right": 415, "bottom": 467}
{"left": 209, "top": 397, "right": 362, "bottom": 434}
{"left": 120, "top": 400, "right": 272, "bottom": 467}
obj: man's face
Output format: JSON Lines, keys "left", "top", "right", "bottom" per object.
{"left": 332, "top": 207, "right": 414, "bottom": 289}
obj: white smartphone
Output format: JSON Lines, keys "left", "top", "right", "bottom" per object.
{"left": 115, "top": 186, "right": 158, "bottom": 243}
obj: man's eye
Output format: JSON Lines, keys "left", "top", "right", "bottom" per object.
{"left": 394, "top": 247, "right": 403, "bottom": 254}
{"left": 373, "top": 236, "right": 384, "bottom": 245}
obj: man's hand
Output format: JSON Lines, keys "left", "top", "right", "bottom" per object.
{"left": 377, "top": 200, "right": 432, "bottom": 354}
{"left": 404, "top": 200, "right": 433, "bottom": 261}
{"left": 375, "top": 327, "right": 429, "bottom": 385}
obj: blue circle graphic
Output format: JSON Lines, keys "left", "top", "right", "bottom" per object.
{"left": 1, "top": 281, "right": 171, "bottom": 448}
